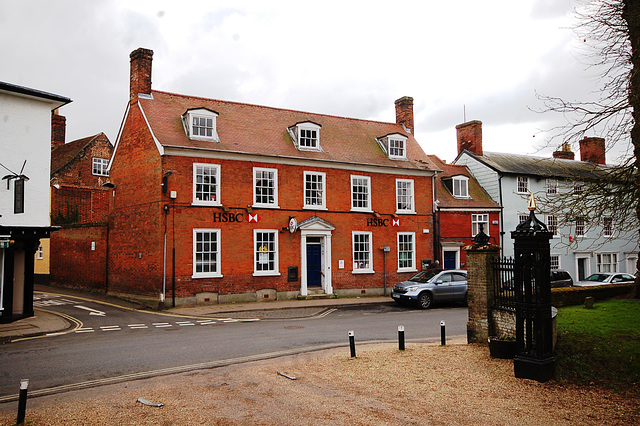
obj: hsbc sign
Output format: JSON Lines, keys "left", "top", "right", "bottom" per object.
{"left": 211, "top": 212, "right": 261, "bottom": 223}
{"left": 366, "top": 218, "right": 401, "bottom": 227}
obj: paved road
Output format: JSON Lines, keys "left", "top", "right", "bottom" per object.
{"left": 0, "top": 294, "right": 467, "bottom": 402}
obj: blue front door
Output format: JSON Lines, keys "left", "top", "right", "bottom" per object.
{"left": 307, "top": 244, "right": 322, "bottom": 287}
{"left": 443, "top": 251, "right": 456, "bottom": 270}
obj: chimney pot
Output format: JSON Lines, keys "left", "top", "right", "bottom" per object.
{"left": 394, "top": 96, "right": 414, "bottom": 134}
{"left": 553, "top": 142, "right": 575, "bottom": 160}
{"left": 130, "top": 48, "right": 154, "bottom": 102}
{"left": 456, "top": 120, "right": 483, "bottom": 156}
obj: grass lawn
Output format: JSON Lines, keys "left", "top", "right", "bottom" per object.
{"left": 556, "top": 298, "right": 640, "bottom": 394}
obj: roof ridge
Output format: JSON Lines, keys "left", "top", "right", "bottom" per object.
{"left": 151, "top": 89, "right": 401, "bottom": 129}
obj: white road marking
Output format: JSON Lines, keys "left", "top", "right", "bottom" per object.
{"left": 100, "top": 326, "right": 121, "bottom": 331}
{"left": 152, "top": 322, "right": 172, "bottom": 328}
{"left": 128, "top": 324, "right": 149, "bottom": 329}
{"left": 75, "top": 305, "right": 106, "bottom": 316}
{"left": 75, "top": 328, "right": 95, "bottom": 333}
{"left": 176, "top": 321, "right": 195, "bottom": 326}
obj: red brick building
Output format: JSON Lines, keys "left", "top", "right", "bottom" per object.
{"left": 429, "top": 155, "right": 501, "bottom": 270}
{"left": 106, "top": 48, "right": 438, "bottom": 305}
{"left": 49, "top": 112, "right": 113, "bottom": 291}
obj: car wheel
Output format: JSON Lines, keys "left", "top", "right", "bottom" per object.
{"left": 417, "top": 292, "right": 433, "bottom": 309}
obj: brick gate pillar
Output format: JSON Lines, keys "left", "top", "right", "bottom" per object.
{"left": 464, "top": 244, "right": 500, "bottom": 343}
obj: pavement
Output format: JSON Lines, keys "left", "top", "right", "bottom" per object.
{"left": 0, "top": 285, "right": 392, "bottom": 342}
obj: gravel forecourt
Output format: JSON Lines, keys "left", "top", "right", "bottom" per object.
{"left": 1, "top": 339, "right": 638, "bottom": 425}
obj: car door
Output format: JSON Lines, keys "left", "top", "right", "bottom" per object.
{"left": 432, "top": 272, "right": 453, "bottom": 300}
{"left": 449, "top": 272, "right": 468, "bottom": 300}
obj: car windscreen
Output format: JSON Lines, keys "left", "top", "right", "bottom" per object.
{"left": 408, "top": 271, "right": 437, "bottom": 283}
{"left": 585, "top": 274, "right": 608, "bottom": 282}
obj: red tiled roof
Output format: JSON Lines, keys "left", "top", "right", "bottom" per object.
{"left": 51, "top": 133, "right": 110, "bottom": 175}
{"left": 428, "top": 155, "right": 500, "bottom": 209}
{"left": 138, "top": 91, "right": 438, "bottom": 172}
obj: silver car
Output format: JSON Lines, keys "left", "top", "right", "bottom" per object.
{"left": 574, "top": 272, "right": 635, "bottom": 287}
{"left": 391, "top": 270, "right": 468, "bottom": 309}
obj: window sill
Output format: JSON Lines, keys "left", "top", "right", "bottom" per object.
{"left": 192, "top": 273, "right": 223, "bottom": 279}
{"left": 303, "top": 206, "right": 328, "bottom": 211}
{"left": 252, "top": 204, "right": 280, "bottom": 209}
{"left": 395, "top": 210, "right": 416, "bottom": 215}
{"left": 253, "top": 272, "right": 281, "bottom": 277}
{"left": 192, "top": 201, "right": 222, "bottom": 207}
{"left": 352, "top": 269, "right": 375, "bottom": 275}
{"left": 397, "top": 268, "right": 418, "bottom": 274}
{"left": 351, "top": 208, "right": 373, "bottom": 213}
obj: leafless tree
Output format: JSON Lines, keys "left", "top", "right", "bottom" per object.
{"left": 537, "top": 0, "right": 639, "bottom": 295}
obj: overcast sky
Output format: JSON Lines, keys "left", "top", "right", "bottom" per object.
{"left": 1, "top": 0, "right": 627, "bottom": 163}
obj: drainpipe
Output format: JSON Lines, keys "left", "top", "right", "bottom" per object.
{"left": 498, "top": 175, "right": 504, "bottom": 255}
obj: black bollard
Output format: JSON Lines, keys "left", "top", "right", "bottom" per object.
{"left": 17, "top": 379, "right": 28, "bottom": 425}
{"left": 440, "top": 321, "right": 446, "bottom": 346}
{"left": 398, "top": 325, "right": 405, "bottom": 351}
{"left": 348, "top": 330, "right": 356, "bottom": 357}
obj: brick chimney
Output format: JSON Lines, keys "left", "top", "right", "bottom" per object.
{"left": 51, "top": 109, "right": 66, "bottom": 150}
{"left": 579, "top": 136, "right": 606, "bottom": 165}
{"left": 456, "top": 120, "right": 483, "bottom": 156}
{"left": 130, "top": 48, "right": 154, "bottom": 101}
{"left": 395, "top": 96, "right": 414, "bottom": 134}
{"left": 553, "top": 142, "right": 575, "bottom": 160}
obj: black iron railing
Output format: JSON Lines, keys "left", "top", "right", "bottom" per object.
{"left": 492, "top": 256, "right": 516, "bottom": 311}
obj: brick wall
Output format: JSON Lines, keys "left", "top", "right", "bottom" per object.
{"left": 50, "top": 224, "right": 108, "bottom": 291}
{"left": 464, "top": 244, "right": 500, "bottom": 343}
{"left": 439, "top": 210, "right": 500, "bottom": 266}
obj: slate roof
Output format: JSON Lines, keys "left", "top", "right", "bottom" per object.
{"left": 137, "top": 90, "right": 438, "bottom": 172}
{"left": 428, "top": 155, "right": 500, "bottom": 210}
{"left": 458, "top": 150, "right": 609, "bottom": 180}
{"left": 51, "top": 133, "right": 110, "bottom": 176}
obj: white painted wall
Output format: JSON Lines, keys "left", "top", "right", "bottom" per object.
{"left": 0, "top": 92, "right": 56, "bottom": 227}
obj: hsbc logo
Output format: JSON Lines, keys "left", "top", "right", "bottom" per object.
{"left": 246, "top": 213, "right": 260, "bottom": 223}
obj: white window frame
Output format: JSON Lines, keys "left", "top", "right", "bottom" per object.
{"left": 573, "top": 182, "right": 584, "bottom": 196}
{"left": 472, "top": 214, "right": 489, "bottom": 237}
{"left": 351, "top": 175, "right": 371, "bottom": 212}
{"left": 192, "top": 163, "right": 221, "bottom": 206}
{"left": 303, "top": 171, "right": 327, "bottom": 210}
{"left": 518, "top": 213, "right": 529, "bottom": 225}
{"left": 397, "top": 232, "right": 417, "bottom": 273}
{"left": 192, "top": 229, "right": 222, "bottom": 278}
{"left": 546, "top": 178, "right": 558, "bottom": 194}
{"left": 597, "top": 253, "right": 618, "bottom": 273}
{"left": 92, "top": 158, "right": 109, "bottom": 176}
{"left": 575, "top": 217, "right": 586, "bottom": 237}
{"left": 388, "top": 136, "right": 407, "bottom": 160}
{"left": 603, "top": 216, "right": 613, "bottom": 237}
{"left": 253, "top": 230, "right": 280, "bottom": 276}
{"left": 550, "top": 254, "right": 560, "bottom": 270}
{"left": 516, "top": 176, "right": 529, "bottom": 194}
{"left": 253, "top": 167, "right": 279, "bottom": 208}
{"left": 296, "top": 123, "right": 321, "bottom": 151}
{"left": 352, "top": 231, "right": 373, "bottom": 274}
{"left": 186, "top": 109, "right": 220, "bottom": 142}
{"left": 36, "top": 245, "right": 44, "bottom": 260}
{"left": 395, "top": 179, "right": 415, "bottom": 214}
{"left": 547, "top": 214, "right": 558, "bottom": 237}
{"left": 452, "top": 176, "right": 470, "bottom": 198}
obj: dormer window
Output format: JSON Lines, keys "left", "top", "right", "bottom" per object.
{"left": 183, "top": 108, "right": 220, "bottom": 142}
{"left": 289, "top": 122, "right": 322, "bottom": 151}
{"left": 377, "top": 133, "right": 407, "bottom": 160}
{"left": 443, "top": 175, "right": 470, "bottom": 199}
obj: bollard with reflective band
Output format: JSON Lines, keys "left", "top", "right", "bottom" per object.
{"left": 440, "top": 320, "right": 446, "bottom": 346}
{"left": 398, "top": 325, "right": 405, "bottom": 351}
{"left": 17, "top": 379, "right": 28, "bottom": 425}
{"left": 348, "top": 331, "right": 356, "bottom": 357}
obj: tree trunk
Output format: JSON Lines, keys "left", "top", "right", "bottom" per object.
{"left": 623, "top": 0, "right": 640, "bottom": 298}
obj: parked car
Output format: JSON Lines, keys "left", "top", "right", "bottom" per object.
{"left": 502, "top": 269, "right": 573, "bottom": 291}
{"left": 574, "top": 272, "right": 636, "bottom": 287}
{"left": 391, "top": 270, "right": 467, "bottom": 309}
{"left": 550, "top": 269, "right": 573, "bottom": 288}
